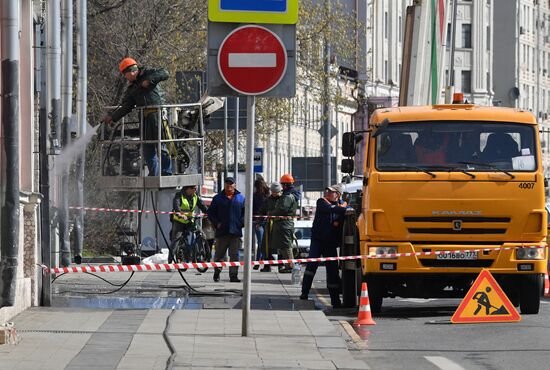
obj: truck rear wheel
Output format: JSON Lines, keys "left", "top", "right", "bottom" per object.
{"left": 364, "top": 276, "right": 384, "bottom": 314}
{"left": 519, "top": 274, "right": 542, "bottom": 314}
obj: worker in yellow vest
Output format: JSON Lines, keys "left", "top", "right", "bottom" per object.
{"left": 169, "top": 185, "right": 208, "bottom": 263}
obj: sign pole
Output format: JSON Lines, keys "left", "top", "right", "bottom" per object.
{"left": 242, "top": 96, "right": 255, "bottom": 336}
{"left": 234, "top": 97, "right": 239, "bottom": 179}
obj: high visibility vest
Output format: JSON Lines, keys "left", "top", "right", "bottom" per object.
{"left": 173, "top": 194, "right": 198, "bottom": 224}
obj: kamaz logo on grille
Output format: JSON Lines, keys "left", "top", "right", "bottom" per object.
{"left": 452, "top": 220, "right": 463, "bottom": 231}
{"left": 432, "top": 210, "right": 482, "bottom": 216}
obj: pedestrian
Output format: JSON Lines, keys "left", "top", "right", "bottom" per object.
{"left": 253, "top": 176, "right": 270, "bottom": 270}
{"left": 207, "top": 177, "right": 245, "bottom": 282}
{"left": 280, "top": 173, "right": 301, "bottom": 203}
{"left": 169, "top": 185, "right": 208, "bottom": 264}
{"left": 260, "top": 182, "right": 298, "bottom": 273}
{"left": 102, "top": 57, "right": 172, "bottom": 176}
{"left": 300, "top": 184, "right": 354, "bottom": 308}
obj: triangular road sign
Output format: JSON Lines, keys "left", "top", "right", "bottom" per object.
{"left": 451, "top": 269, "right": 521, "bottom": 324}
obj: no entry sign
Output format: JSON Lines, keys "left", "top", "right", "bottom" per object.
{"left": 218, "top": 25, "right": 288, "bottom": 96}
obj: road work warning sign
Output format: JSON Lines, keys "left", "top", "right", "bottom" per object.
{"left": 451, "top": 269, "right": 521, "bottom": 324}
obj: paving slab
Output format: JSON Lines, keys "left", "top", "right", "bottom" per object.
{"left": 0, "top": 268, "right": 369, "bottom": 369}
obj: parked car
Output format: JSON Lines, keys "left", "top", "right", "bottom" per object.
{"left": 294, "top": 220, "right": 313, "bottom": 258}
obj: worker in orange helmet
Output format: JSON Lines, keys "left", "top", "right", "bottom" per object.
{"left": 102, "top": 57, "right": 172, "bottom": 176}
{"left": 280, "top": 173, "right": 301, "bottom": 203}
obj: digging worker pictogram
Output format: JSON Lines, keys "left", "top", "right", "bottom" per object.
{"left": 472, "top": 287, "right": 509, "bottom": 316}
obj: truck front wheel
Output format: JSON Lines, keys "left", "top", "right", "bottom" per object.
{"left": 364, "top": 276, "right": 384, "bottom": 314}
{"left": 519, "top": 274, "right": 543, "bottom": 314}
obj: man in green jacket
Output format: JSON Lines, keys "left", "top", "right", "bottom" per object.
{"left": 260, "top": 182, "right": 297, "bottom": 273}
{"left": 103, "top": 57, "right": 172, "bottom": 176}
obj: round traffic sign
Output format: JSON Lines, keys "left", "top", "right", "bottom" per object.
{"left": 218, "top": 25, "right": 288, "bottom": 95}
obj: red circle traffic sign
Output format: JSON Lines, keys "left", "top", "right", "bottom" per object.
{"left": 218, "top": 25, "right": 287, "bottom": 95}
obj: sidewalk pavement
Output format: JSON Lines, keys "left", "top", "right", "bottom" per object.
{"left": 0, "top": 268, "right": 369, "bottom": 370}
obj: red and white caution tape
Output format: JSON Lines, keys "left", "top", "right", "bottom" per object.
{"left": 40, "top": 245, "right": 545, "bottom": 275}
{"left": 68, "top": 206, "right": 310, "bottom": 219}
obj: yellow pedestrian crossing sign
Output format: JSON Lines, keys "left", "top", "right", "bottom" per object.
{"left": 451, "top": 269, "right": 521, "bottom": 324}
{"left": 208, "top": 0, "right": 299, "bottom": 24}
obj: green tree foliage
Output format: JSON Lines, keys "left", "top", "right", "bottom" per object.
{"left": 84, "top": 0, "right": 358, "bottom": 255}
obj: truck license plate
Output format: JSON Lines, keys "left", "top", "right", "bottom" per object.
{"left": 436, "top": 251, "right": 478, "bottom": 260}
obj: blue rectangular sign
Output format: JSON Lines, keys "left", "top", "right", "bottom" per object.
{"left": 254, "top": 148, "right": 263, "bottom": 173}
{"left": 220, "top": 0, "right": 287, "bottom": 12}
{"left": 209, "top": 0, "right": 298, "bottom": 24}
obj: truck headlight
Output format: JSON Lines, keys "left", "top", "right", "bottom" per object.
{"left": 515, "top": 247, "right": 545, "bottom": 260}
{"left": 369, "top": 246, "right": 398, "bottom": 259}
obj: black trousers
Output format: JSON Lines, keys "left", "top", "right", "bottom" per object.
{"left": 301, "top": 239, "right": 341, "bottom": 305}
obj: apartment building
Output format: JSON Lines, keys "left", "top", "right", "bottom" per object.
{"left": 494, "top": 0, "right": 550, "bottom": 180}
{"left": 0, "top": 1, "right": 41, "bottom": 322}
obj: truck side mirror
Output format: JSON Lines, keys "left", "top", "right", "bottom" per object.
{"left": 341, "top": 158, "right": 354, "bottom": 174}
{"left": 342, "top": 132, "right": 356, "bottom": 157}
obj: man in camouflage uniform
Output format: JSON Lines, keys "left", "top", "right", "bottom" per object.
{"left": 260, "top": 182, "right": 297, "bottom": 273}
{"left": 103, "top": 57, "right": 172, "bottom": 176}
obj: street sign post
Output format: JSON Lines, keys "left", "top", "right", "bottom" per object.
{"left": 207, "top": 0, "right": 297, "bottom": 338}
{"left": 218, "top": 25, "right": 287, "bottom": 96}
{"left": 208, "top": 0, "right": 299, "bottom": 24}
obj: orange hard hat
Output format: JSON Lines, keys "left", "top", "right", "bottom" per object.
{"left": 119, "top": 57, "right": 137, "bottom": 73}
{"left": 280, "top": 174, "right": 294, "bottom": 183}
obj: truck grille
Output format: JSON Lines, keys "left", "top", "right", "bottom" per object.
{"left": 419, "top": 259, "right": 494, "bottom": 268}
{"left": 408, "top": 228, "right": 506, "bottom": 234}
{"left": 405, "top": 216, "right": 510, "bottom": 235}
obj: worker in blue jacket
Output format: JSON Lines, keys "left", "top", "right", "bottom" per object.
{"left": 300, "top": 184, "right": 354, "bottom": 308}
{"left": 207, "top": 177, "right": 245, "bottom": 283}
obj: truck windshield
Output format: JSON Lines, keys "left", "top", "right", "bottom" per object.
{"left": 375, "top": 121, "right": 537, "bottom": 173}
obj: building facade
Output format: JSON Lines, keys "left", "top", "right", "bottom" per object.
{"left": 494, "top": 0, "right": 550, "bottom": 181}
{"left": 0, "top": 0, "right": 42, "bottom": 323}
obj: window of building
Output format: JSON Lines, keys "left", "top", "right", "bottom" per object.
{"left": 462, "top": 24, "right": 472, "bottom": 48}
{"left": 486, "top": 26, "right": 490, "bottom": 51}
{"left": 385, "top": 11, "right": 389, "bottom": 39}
{"left": 447, "top": 23, "right": 452, "bottom": 48}
{"left": 399, "top": 16, "right": 403, "bottom": 42}
{"left": 461, "top": 70, "right": 472, "bottom": 93}
{"left": 384, "top": 60, "right": 388, "bottom": 83}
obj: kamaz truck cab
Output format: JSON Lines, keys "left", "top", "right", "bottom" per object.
{"left": 341, "top": 102, "right": 547, "bottom": 314}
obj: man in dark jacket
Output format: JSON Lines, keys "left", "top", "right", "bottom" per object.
{"left": 169, "top": 185, "right": 208, "bottom": 263}
{"left": 207, "top": 177, "right": 245, "bottom": 282}
{"left": 300, "top": 184, "right": 354, "bottom": 308}
{"left": 103, "top": 57, "right": 172, "bottom": 176}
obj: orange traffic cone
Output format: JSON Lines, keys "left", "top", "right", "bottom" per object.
{"left": 544, "top": 270, "right": 550, "bottom": 298}
{"left": 354, "top": 282, "right": 376, "bottom": 326}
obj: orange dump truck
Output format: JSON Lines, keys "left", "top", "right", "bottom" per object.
{"left": 341, "top": 103, "right": 547, "bottom": 314}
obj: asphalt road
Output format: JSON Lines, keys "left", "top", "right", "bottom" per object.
{"left": 345, "top": 296, "right": 550, "bottom": 370}
{"left": 50, "top": 267, "right": 549, "bottom": 369}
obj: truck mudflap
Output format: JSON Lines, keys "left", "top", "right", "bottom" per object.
{"left": 340, "top": 214, "right": 361, "bottom": 308}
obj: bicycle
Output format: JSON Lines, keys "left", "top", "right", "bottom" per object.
{"left": 171, "top": 225, "right": 211, "bottom": 273}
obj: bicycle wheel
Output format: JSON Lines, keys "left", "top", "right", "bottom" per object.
{"left": 172, "top": 237, "right": 188, "bottom": 272}
{"left": 192, "top": 232, "right": 209, "bottom": 273}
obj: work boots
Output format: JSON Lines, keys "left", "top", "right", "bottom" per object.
{"left": 213, "top": 268, "right": 221, "bottom": 282}
{"left": 229, "top": 275, "right": 241, "bottom": 283}
{"left": 329, "top": 289, "right": 342, "bottom": 309}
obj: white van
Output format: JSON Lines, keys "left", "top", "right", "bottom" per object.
{"left": 293, "top": 219, "right": 313, "bottom": 258}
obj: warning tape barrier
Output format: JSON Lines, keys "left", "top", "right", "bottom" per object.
{"left": 68, "top": 206, "right": 308, "bottom": 219}
{"left": 41, "top": 245, "right": 545, "bottom": 275}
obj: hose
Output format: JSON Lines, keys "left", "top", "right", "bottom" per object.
{"left": 55, "top": 272, "right": 135, "bottom": 295}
